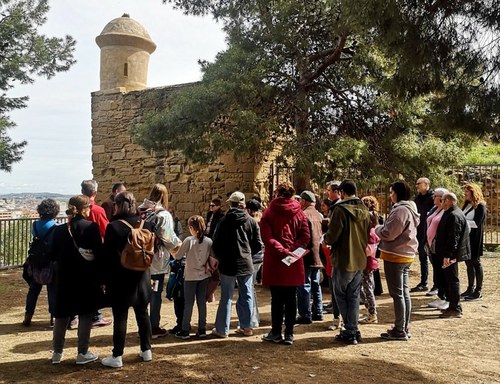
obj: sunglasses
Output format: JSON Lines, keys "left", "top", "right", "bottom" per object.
{"left": 209, "top": 204, "right": 215, "bottom": 207}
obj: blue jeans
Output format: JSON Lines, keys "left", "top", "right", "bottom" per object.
{"left": 333, "top": 268, "right": 362, "bottom": 335}
{"left": 214, "top": 273, "right": 254, "bottom": 335}
{"left": 149, "top": 273, "right": 165, "bottom": 328}
{"left": 384, "top": 260, "right": 412, "bottom": 332}
{"left": 297, "top": 267, "right": 323, "bottom": 319}
{"left": 182, "top": 278, "right": 209, "bottom": 332}
{"left": 251, "top": 263, "right": 261, "bottom": 328}
{"left": 25, "top": 280, "right": 55, "bottom": 316}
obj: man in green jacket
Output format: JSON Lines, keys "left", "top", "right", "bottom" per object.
{"left": 325, "top": 179, "right": 370, "bottom": 345}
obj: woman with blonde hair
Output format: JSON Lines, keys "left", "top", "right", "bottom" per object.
{"left": 461, "top": 183, "right": 487, "bottom": 300}
{"left": 50, "top": 195, "right": 103, "bottom": 365}
{"left": 140, "top": 183, "right": 182, "bottom": 338}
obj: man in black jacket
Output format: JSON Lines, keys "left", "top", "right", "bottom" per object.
{"left": 211, "top": 192, "right": 263, "bottom": 337}
{"left": 411, "top": 177, "right": 435, "bottom": 293}
{"left": 435, "top": 193, "right": 471, "bottom": 318}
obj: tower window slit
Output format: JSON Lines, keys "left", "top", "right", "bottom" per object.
{"left": 124, "top": 63, "right": 128, "bottom": 76}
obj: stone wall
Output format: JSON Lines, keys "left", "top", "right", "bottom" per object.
{"left": 91, "top": 84, "right": 274, "bottom": 232}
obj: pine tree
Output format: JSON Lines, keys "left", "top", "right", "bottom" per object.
{"left": 0, "top": 0, "right": 76, "bottom": 171}
{"left": 133, "top": 0, "right": 500, "bottom": 190}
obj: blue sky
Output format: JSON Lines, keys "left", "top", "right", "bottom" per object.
{"left": 1, "top": 0, "right": 226, "bottom": 195}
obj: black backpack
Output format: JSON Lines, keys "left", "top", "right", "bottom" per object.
{"left": 28, "top": 225, "right": 56, "bottom": 268}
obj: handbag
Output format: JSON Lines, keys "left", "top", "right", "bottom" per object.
{"left": 24, "top": 260, "right": 54, "bottom": 285}
{"left": 67, "top": 224, "right": 95, "bottom": 261}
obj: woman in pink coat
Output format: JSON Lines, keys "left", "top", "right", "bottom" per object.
{"left": 260, "top": 182, "right": 310, "bottom": 345}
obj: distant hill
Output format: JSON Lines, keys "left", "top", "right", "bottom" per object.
{"left": 0, "top": 193, "right": 72, "bottom": 200}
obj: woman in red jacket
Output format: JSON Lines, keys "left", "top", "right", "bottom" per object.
{"left": 260, "top": 183, "right": 310, "bottom": 345}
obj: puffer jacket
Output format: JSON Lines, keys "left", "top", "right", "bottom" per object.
{"left": 324, "top": 197, "right": 371, "bottom": 272}
{"left": 212, "top": 207, "right": 263, "bottom": 276}
{"left": 375, "top": 200, "right": 420, "bottom": 258}
{"left": 435, "top": 205, "right": 471, "bottom": 261}
{"left": 260, "top": 197, "right": 310, "bottom": 286}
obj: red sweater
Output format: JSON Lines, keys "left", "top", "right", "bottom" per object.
{"left": 87, "top": 198, "right": 109, "bottom": 239}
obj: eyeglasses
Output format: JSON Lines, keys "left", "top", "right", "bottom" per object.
{"left": 209, "top": 204, "right": 215, "bottom": 207}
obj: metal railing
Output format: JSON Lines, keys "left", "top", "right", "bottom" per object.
{"left": 0, "top": 217, "right": 68, "bottom": 269}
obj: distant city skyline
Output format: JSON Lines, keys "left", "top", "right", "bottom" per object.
{"left": 0, "top": 0, "right": 226, "bottom": 195}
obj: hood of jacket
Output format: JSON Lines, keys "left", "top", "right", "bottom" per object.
{"left": 268, "top": 197, "right": 302, "bottom": 218}
{"left": 394, "top": 200, "right": 420, "bottom": 222}
{"left": 224, "top": 207, "right": 250, "bottom": 225}
{"left": 337, "top": 197, "right": 370, "bottom": 223}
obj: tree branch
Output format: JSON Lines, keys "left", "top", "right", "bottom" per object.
{"left": 300, "top": 32, "right": 348, "bottom": 87}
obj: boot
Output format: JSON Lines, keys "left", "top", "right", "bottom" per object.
{"left": 22, "top": 312, "right": 33, "bottom": 327}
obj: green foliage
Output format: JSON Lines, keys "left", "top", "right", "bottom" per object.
{"left": 463, "top": 141, "right": 500, "bottom": 164}
{"left": 0, "top": 0, "right": 76, "bottom": 171}
{"left": 136, "top": 0, "right": 500, "bottom": 189}
{"left": 0, "top": 219, "right": 32, "bottom": 266}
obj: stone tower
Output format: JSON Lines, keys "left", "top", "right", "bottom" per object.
{"left": 92, "top": 16, "right": 276, "bottom": 232}
{"left": 95, "top": 13, "right": 156, "bottom": 92}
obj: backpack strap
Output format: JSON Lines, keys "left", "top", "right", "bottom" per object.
{"left": 119, "top": 219, "right": 144, "bottom": 230}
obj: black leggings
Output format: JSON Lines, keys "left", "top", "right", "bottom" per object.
{"left": 465, "top": 258, "right": 483, "bottom": 291}
{"left": 270, "top": 286, "right": 297, "bottom": 336}
{"left": 112, "top": 304, "right": 151, "bottom": 357}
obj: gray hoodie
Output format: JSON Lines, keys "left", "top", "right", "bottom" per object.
{"left": 375, "top": 200, "right": 420, "bottom": 258}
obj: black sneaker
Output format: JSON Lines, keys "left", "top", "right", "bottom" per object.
{"left": 152, "top": 327, "right": 168, "bottom": 339}
{"left": 283, "top": 334, "right": 294, "bottom": 345}
{"left": 168, "top": 325, "right": 181, "bottom": 335}
{"left": 460, "top": 287, "right": 474, "bottom": 297}
{"left": 380, "top": 328, "right": 408, "bottom": 341}
{"left": 335, "top": 331, "right": 358, "bottom": 345}
{"left": 410, "top": 284, "right": 428, "bottom": 293}
{"left": 175, "top": 330, "right": 190, "bottom": 340}
{"left": 355, "top": 330, "right": 362, "bottom": 343}
{"left": 295, "top": 316, "right": 312, "bottom": 325}
{"left": 312, "top": 314, "right": 324, "bottom": 321}
{"left": 196, "top": 329, "right": 207, "bottom": 338}
{"left": 262, "top": 332, "right": 283, "bottom": 343}
{"left": 464, "top": 290, "right": 482, "bottom": 301}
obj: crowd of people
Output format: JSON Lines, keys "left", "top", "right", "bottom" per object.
{"left": 20, "top": 177, "right": 487, "bottom": 365}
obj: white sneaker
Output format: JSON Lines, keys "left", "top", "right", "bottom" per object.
{"left": 51, "top": 352, "right": 63, "bottom": 365}
{"left": 428, "top": 299, "right": 446, "bottom": 309}
{"left": 139, "top": 349, "right": 152, "bottom": 362}
{"left": 101, "top": 355, "right": 123, "bottom": 368}
{"left": 437, "top": 301, "right": 450, "bottom": 310}
{"left": 76, "top": 351, "right": 99, "bottom": 365}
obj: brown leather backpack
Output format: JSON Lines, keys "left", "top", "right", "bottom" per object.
{"left": 119, "top": 220, "right": 155, "bottom": 271}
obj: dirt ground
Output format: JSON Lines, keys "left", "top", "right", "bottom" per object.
{"left": 0, "top": 254, "right": 499, "bottom": 384}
